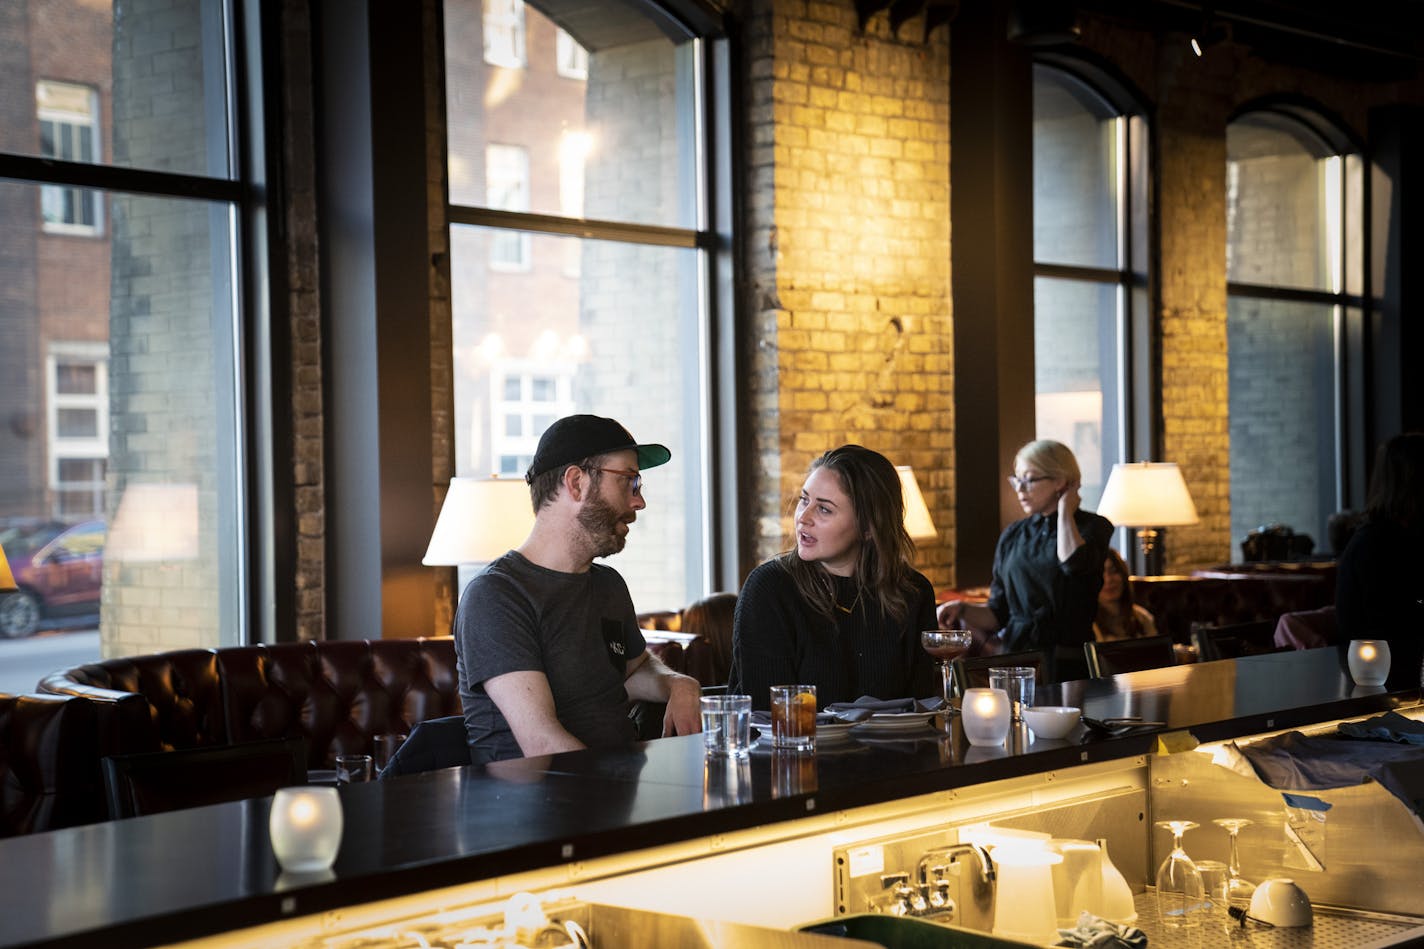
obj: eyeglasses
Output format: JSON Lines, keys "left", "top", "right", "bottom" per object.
{"left": 589, "top": 466, "right": 643, "bottom": 497}
{"left": 1007, "top": 475, "right": 1053, "bottom": 492}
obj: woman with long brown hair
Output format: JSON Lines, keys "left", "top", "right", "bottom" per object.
{"left": 1092, "top": 548, "right": 1158, "bottom": 641}
{"left": 729, "top": 445, "right": 937, "bottom": 708}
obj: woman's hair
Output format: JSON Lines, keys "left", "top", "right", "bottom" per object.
{"left": 681, "top": 592, "right": 737, "bottom": 682}
{"left": 1014, "top": 439, "right": 1081, "bottom": 484}
{"left": 1366, "top": 432, "right": 1424, "bottom": 529}
{"left": 1099, "top": 548, "right": 1147, "bottom": 638}
{"left": 781, "top": 445, "right": 918, "bottom": 622}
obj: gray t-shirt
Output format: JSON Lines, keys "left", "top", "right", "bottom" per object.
{"left": 455, "top": 550, "right": 647, "bottom": 762}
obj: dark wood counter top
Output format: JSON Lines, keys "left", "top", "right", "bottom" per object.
{"left": 0, "top": 647, "right": 1414, "bottom": 949}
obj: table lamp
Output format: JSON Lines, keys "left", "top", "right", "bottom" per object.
{"left": 1095, "top": 462, "right": 1199, "bottom": 575}
{"left": 896, "top": 466, "right": 937, "bottom": 542}
{"left": 422, "top": 477, "right": 534, "bottom": 566}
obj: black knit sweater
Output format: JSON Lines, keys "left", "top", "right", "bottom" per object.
{"left": 729, "top": 557, "right": 939, "bottom": 710}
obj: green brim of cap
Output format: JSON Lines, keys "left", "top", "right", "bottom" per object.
{"left": 636, "top": 444, "right": 672, "bottom": 471}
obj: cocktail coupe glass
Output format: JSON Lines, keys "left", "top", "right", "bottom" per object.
{"left": 920, "top": 627, "right": 972, "bottom": 715}
{"left": 1155, "top": 820, "right": 1205, "bottom": 929}
{"left": 1212, "top": 818, "right": 1257, "bottom": 911}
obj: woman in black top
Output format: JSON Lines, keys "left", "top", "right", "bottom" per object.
{"left": 1336, "top": 432, "right": 1424, "bottom": 680}
{"left": 938, "top": 439, "right": 1112, "bottom": 682}
{"left": 730, "top": 445, "right": 938, "bottom": 709}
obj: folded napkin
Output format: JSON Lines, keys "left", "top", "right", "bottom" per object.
{"left": 1338, "top": 710, "right": 1424, "bottom": 746}
{"left": 1056, "top": 912, "right": 1147, "bottom": 949}
{"left": 824, "top": 695, "right": 943, "bottom": 722}
{"left": 748, "top": 710, "right": 843, "bottom": 727}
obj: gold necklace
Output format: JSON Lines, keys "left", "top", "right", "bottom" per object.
{"left": 835, "top": 588, "right": 862, "bottom": 614}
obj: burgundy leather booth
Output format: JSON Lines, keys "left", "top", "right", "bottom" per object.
{"left": 40, "top": 637, "right": 461, "bottom": 770}
{"left": 1129, "top": 573, "right": 1335, "bottom": 645}
{"left": 0, "top": 693, "right": 102, "bottom": 836}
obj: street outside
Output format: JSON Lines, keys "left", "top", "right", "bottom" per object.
{"left": 0, "top": 625, "right": 98, "bottom": 695}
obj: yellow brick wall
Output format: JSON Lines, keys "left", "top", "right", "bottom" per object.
{"left": 741, "top": 0, "right": 955, "bottom": 588}
{"left": 1155, "top": 46, "right": 1234, "bottom": 573}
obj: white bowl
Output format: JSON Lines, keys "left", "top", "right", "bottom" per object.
{"left": 1249, "top": 877, "right": 1313, "bottom": 928}
{"left": 1022, "top": 706, "right": 1081, "bottom": 740}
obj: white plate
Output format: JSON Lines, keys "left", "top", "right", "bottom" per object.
{"left": 751, "top": 722, "right": 859, "bottom": 744}
{"left": 815, "top": 721, "right": 858, "bottom": 743}
{"left": 848, "top": 710, "right": 939, "bottom": 733}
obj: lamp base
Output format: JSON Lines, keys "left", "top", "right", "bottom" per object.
{"left": 1134, "top": 528, "right": 1164, "bottom": 576}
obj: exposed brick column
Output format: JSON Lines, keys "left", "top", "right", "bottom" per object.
{"left": 739, "top": 0, "right": 954, "bottom": 588}
{"left": 283, "top": 0, "right": 327, "bottom": 642}
{"left": 1155, "top": 46, "right": 1233, "bottom": 571}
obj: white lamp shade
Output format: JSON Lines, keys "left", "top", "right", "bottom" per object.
{"left": 896, "top": 466, "right": 937, "bottom": 541}
{"left": 269, "top": 786, "right": 343, "bottom": 873}
{"left": 106, "top": 483, "right": 200, "bottom": 563}
{"left": 0, "top": 542, "right": 15, "bottom": 591}
{"left": 423, "top": 477, "right": 534, "bottom": 566}
{"left": 1095, "top": 462, "right": 1199, "bottom": 528}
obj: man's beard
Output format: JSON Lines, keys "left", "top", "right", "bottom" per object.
{"left": 579, "top": 490, "right": 628, "bottom": 558}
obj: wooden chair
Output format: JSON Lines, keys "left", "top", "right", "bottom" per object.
{"left": 1084, "top": 636, "right": 1177, "bottom": 678}
{"left": 1192, "top": 620, "right": 1283, "bottom": 662}
{"left": 951, "top": 650, "right": 1049, "bottom": 695}
{"left": 102, "top": 737, "right": 307, "bottom": 819}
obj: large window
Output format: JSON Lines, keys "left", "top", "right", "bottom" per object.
{"left": 1226, "top": 110, "right": 1362, "bottom": 558}
{"left": 445, "top": 0, "right": 718, "bottom": 611}
{"left": 1031, "top": 64, "right": 1148, "bottom": 512}
{"left": 0, "top": 1, "right": 254, "bottom": 670}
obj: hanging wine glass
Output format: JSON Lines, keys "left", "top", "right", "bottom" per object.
{"left": 1155, "top": 820, "right": 1205, "bottom": 929}
{"left": 1212, "top": 818, "right": 1257, "bottom": 911}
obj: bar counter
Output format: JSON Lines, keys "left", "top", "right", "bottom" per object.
{"left": 0, "top": 647, "right": 1417, "bottom": 949}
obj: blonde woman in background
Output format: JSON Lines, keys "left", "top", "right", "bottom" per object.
{"left": 938, "top": 439, "right": 1113, "bottom": 682}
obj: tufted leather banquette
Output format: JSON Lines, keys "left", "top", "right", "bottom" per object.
{"left": 1129, "top": 573, "right": 1334, "bottom": 645}
{"left": 0, "top": 693, "right": 102, "bottom": 836}
{"left": 39, "top": 637, "right": 461, "bottom": 770}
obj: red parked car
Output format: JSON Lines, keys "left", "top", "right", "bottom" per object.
{"left": 0, "top": 520, "right": 105, "bottom": 638}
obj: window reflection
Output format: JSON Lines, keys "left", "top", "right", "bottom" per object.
{"left": 0, "top": 1, "right": 245, "bottom": 676}
{"left": 445, "top": 0, "right": 710, "bottom": 609}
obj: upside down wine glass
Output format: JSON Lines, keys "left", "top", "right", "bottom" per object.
{"left": 1155, "top": 820, "right": 1205, "bottom": 929}
{"left": 921, "top": 627, "right": 972, "bottom": 714}
{"left": 1212, "top": 818, "right": 1257, "bottom": 911}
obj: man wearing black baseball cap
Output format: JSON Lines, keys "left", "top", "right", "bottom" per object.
{"left": 455, "top": 414, "right": 700, "bottom": 762}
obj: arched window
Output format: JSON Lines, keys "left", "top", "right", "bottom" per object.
{"left": 444, "top": 0, "right": 726, "bottom": 609}
{"left": 1226, "top": 107, "right": 1362, "bottom": 559}
{"left": 1031, "top": 63, "right": 1149, "bottom": 510}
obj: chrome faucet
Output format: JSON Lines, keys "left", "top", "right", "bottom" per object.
{"left": 875, "top": 872, "right": 928, "bottom": 917}
{"left": 917, "top": 842, "right": 995, "bottom": 888}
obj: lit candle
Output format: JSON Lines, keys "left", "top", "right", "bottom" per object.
{"left": 269, "top": 787, "right": 343, "bottom": 873}
{"left": 961, "top": 687, "right": 1012, "bottom": 747}
{"left": 1347, "top": 639, "right": 1391, "bottom": 687}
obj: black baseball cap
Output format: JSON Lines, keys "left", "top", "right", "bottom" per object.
{"left": 525, "top": 414, "right": 671, "bottom": 483}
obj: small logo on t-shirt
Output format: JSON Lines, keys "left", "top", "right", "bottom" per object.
{"left": 602, "top": 618, "right": 626, "bottom": 670}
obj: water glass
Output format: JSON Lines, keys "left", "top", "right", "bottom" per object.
{"left": 335, "top": 754, "right": 374, "bottom": 784}
{"left": 373, "top": 733, "right": 407, "bottom": 772}
{"left": 700, "top": 694, "right": 752, "bottom": 757}
{"left": 988, "top": 666, "right": 1035, "bottom": 721}
{"left": 769, "top": 684, "right": 817, "bottom": 750}
{"left": 1195, "top": 859, "right": 1229, "bottom": 918}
